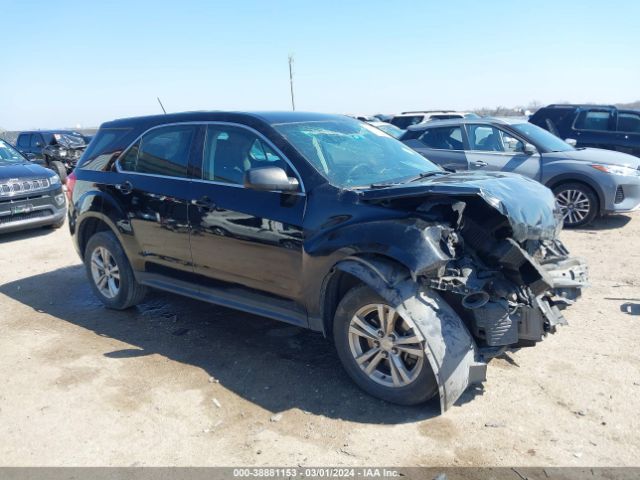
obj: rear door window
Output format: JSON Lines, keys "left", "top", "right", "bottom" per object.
{"left": 119, "top": 125, "right": 197, "bottom": 178}
{"left": 467, "top": 125, "right": 505, "bottom": 151}
{"left": 418, "top": 126, "right": 464, "bottom": 150}
{"left": 573, "top": 110, "right": 614, "bottom": 131}
{"left": 617, "top": 112, "right": 640, "bottom": 133}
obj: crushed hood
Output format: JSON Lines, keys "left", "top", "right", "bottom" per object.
{"left": 358, "top": 171, "right": 563, "bottom": 242}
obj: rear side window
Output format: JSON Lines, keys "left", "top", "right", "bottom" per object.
{"left": 418, "top": 127, "right": 463, "bottom": 150}
{"left": 120, "top": 125, "right": 196, "bottom": 178}
{"left": 17, "top": 134, "right": 30, "bottom": 148}
{"left": 618, "top": 112, "right": 640, "bottom": 133}
{"left": 574, "top": 110, "right": 613, "bottom": 131}
{"left": 467, "top": 125, "right": 504, "bottom": 151}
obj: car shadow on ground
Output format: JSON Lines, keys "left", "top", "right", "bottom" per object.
{"left": 0, "top": 265, "right": 479, "bottom": 424}
{"left": 576, "top": 214, "right": 633, "bottom": 231}
{"left": 0, "top": 226, "right": 60, "bottom": 244}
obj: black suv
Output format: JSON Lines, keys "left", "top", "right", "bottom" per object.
{"left": 68, "top": 111, "right": 587, "bottom": 411}
{"left": 16, "top": 130, "right": 88, "bottom": 182}
{"left": 530, "top": 104, "right": 640, "bottom": 157}
{"left": 0, "top": 139, "right": 66, "bottom": 233}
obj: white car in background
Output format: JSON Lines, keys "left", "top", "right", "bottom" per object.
{"left": 390, "top": 110, "right": 479, "bottom": 129}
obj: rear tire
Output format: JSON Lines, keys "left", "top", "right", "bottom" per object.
{"left": 333, "top": 284, "right": 438, "bottom": 405}
{"left": 50, "top": 160, "right": 67, "bottom": 184}
{"left": 552, "top": 182, "right": 598, "bottom": 228}
{"left": 84, "top": 231, "right": 147, "bottom": 309}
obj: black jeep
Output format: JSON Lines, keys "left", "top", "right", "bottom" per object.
{"left": 16, "top": 130, "right": 88, "bottom": 182}
{"left": 68, "top": 111, "right": 588, "bottom": 411}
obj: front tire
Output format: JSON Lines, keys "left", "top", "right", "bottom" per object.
{"left": 552, "top": 182, "right": 598, "bottom": 228}
{"left": 50, "top": 160, "right": 68, "bottom": 184}
{"left": 84, "top": 231, "right": 147, "bottom": 309}
{"left": 333, "top": 284, "right": 438, "bottom": 405}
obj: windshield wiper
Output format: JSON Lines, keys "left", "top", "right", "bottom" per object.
{"left": 369, "top": 171, "right": 446, "bottom": 189}
{"left": 406, "top": 171, "right": 447, "bottom": 183}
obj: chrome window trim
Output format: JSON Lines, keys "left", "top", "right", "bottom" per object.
{"left": 115, "top": 121, "right": 306, "bottom": 194}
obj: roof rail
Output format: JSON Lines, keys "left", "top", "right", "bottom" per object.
{"left": 546, "top": 103, "right": 617, "bottom": 109}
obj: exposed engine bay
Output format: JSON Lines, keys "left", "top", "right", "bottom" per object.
{"left": 345, "top": 173, "right": 590, "bottom": 411}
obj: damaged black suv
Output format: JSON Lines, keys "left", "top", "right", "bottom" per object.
{"left": 16, "top": 130, "right": 88, "bottom": 182}
{"left": 68, "top": 112, "right": 588, "bottom": 411}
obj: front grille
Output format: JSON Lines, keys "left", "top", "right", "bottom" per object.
{"left": 615, "top": 186, "right": 625, "bottom": 204}
{"left": 0, "top": 178, "right": 50, "bottom": 197}
{"left": 0, "top": 209, "right": 51, "bottom": 225}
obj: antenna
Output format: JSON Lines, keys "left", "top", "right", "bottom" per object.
{"left": 288, "top": 54, "right": 296, "bottom": 111}
{"left": 157, "top": 97, "right": 167, "bottom": 114}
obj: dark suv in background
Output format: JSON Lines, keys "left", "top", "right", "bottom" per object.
{"left": 530, "top": 104, "right": 640, "bottom": 157}
{"left": 16, "top": 130, "right": 88, "bottom": 182}
{"left": 68, "top": 111, "right": 587, "bottom": 412}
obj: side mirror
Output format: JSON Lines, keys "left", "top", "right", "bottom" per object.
{"left": 523, "top": 143, "right": 537, "bottom": 155}
{"left": 244, "top": 166, "right": 299, "bottom": 192}
{"left": 35, "top": 142, "right": 43, "bottom": 148}
{"left": 565, "top": 138, "right": 577, "bottom": 147}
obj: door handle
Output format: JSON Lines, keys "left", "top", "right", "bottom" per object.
{"left": 191, "top": 195, "right": 216, "bottom": 209}
{"left": 472, "top": 160, "right": 488, "bottom": 167}
{"left": 115, "top": 181, "right": 133, "bottom": 195}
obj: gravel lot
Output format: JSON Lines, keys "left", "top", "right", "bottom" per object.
{"left": 1, "top": 213, "right": 639, "bottom": 466}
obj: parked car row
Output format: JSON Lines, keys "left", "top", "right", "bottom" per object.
{"left": 352, "top": 104, "right": 640, "bottom": 227}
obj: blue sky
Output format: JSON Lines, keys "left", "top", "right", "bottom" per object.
{"left": 1, "top": 0, "right": 638, "bottom": 130}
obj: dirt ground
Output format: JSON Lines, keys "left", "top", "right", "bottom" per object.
{"left": 1, "top": 213, "right": 639, "bottom": 467}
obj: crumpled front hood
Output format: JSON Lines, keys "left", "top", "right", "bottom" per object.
{"left": 0, "top": 162, "right": 53, "bottom": 179}
{"left": 358, "top": 171, "right": 562, "bottom": 242}
{"left": 546, "top": 148, "right": 640, "bottom": 168}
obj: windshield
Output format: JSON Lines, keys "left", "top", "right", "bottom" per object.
{"left": 511, "top": 123, "right": 574, "bottom": 152}
{"left": 0, "top": 140, "right": 27, "bottom": 164}
{"left": 376, "top": 123, "right": 404, "bottom": 139}
{"left": 273, "top": 118, "right": 441, "bottom": 188}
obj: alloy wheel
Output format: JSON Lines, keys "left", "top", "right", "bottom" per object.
{"left": 90, "top": 246, "right": 120, "bottom": 299}
{"left": 347, "top": 303, "right": 425, "bottom": 388}
{"left": 555, "top": 189, "right": 591, "bottom": 225}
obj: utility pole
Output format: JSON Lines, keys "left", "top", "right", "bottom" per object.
{"left": 288, "top": 54, "right": 296, "bottom": 111}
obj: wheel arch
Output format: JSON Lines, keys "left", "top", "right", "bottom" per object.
{"left": 319, "top": 254, "right": 413, "bottom": 338}
{"left": 545, "top": 174, "right": 604, "bottom": 215}
{"left": 76, "top": 213, "right": 121, "bottom": 259}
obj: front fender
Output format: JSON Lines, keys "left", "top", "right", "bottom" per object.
{"left": 335, "top": 257, "right": 485, "bottom": 413}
